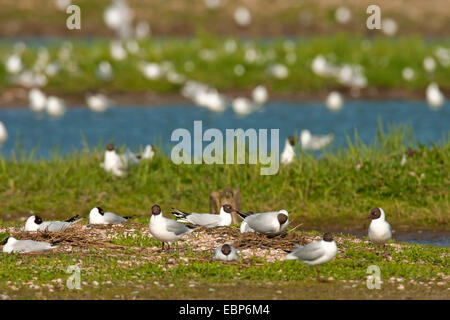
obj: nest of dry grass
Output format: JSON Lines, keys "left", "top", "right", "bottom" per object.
{"left": 10, "top": 223, "right": 130, "bottom": 250}
{"left": 195, "top": 225, "right": 307, "bottom": 251}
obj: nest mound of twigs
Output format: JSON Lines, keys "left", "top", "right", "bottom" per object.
{"left": 192, "top": 225, "right": 307, "bottom": 251}
{"left": 233, "top": 231, "right": 308, "bottom": 251}
{"left": 10, "top": 223, "right": 132, "bottom": 250}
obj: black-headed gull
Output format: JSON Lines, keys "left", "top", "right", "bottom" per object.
{"left": 285, "top": 232, "right": 337, "bottom": 281}
{"left": 100, "top": 143, "right": 139, "bottom": 177}
{"left": 300, "top": 130, "right": 333, "bottom": 150}
{"left": 171, "top": 204, "right": 237, "bottom": 228}
{"left": 2, "top": 237, "right": 61, "bottom": 253}
{"left": 233, "top": 6, "right": 251, "bottom": 27}
{"left": 149, "top": 204, "right": 194, "bottom": 250}
{"left": 96, "top": 61, "right": 113, "bottom": 81}
{"left": 25, "top": 214, "right": 81, "bottom": 232}
{"left": 367, "top": 207, "right": 392, "bottom": 257}
{"left": 238, "top": 209, "right": 289, "bottom": 235}
{"left": 281, "top": 136, "right": 296, "bottom": 165}
{"left": 232, "top": 97, "right": 257, "bottom": 116}
{"left": 89, "top": 207, "right": 131, "bottom": 225}
{"left": 5, "top": 53, "right": 23, "bottom": 74}
{"left": 213, "top": 244, "right": 238, "bottom": 261}
{"left": 252, "top": 85, "right": 268, "bottom": 105}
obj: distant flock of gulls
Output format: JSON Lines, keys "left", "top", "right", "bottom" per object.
{"left": 0, "top": 0, "right": 448, "bottom": 148}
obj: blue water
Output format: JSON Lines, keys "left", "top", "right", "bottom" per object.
{"left": 0, "top": 100, "right": 449, "bottom": 158}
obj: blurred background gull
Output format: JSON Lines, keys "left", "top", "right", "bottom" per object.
{"left": 0, "top": 0, "right": 448, "bottom": 157}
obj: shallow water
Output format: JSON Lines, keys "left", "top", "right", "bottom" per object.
{"left": 0, "top": 100, "right": 448, "bottom": 158}
{"left": 395, "top": 234, "right": 450, "bottom": 247}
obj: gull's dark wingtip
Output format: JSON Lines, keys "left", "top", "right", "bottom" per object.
{"left": 237, "top": 211, "right": 248, "bottom": 220}
{"left": 65, "top": 214, "right": 80, "bottom": 223}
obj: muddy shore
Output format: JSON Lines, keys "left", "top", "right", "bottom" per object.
{"left": 1, "top": 86, "right": 448, "bottom": 108}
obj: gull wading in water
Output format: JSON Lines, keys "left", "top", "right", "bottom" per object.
{"left": 252, "top": 85, "right": 268, "bottom": 105}
{"left": 426, "top": 82, "right": 445, "bottom": 109}
{"left": 2, "top": 237, "right": 61, "bottom": 254}
{"left": 213, "top": 244, "right": 238, "bottom": 261}
{"left": 171, "top": 204, "right": 238, "bottom": 228}
{"left": 141, "top": 144, "right": 155, "bottom": 160}
{"left": 46, "top": 96, "right": 66, "bottom": 118}
{"left": 237, "top": 210, "right": 289, "bottom": 235}
{"left": 232, "top": 97, "right": 258, "bottom": 116}
{"left": 86, "top": 93, "right": 109, "bottom": 113}
{"left": 239, "top": 211, "right": 255, "bottom": 233}
{"left": 89, "top": 207, "right": 132, "bottom": 225}
{"left": 300, "top": 130, "right": 333, "bottom": 150}
{"left": 281, "top": 136, "right": 296, "bottom": 165}
{"left": 367, "top": 207, "right": 392, "bottom": 258}
{"left": 285, "top": 232, "right": 337, "bottom": 281}
{"left": 326, "top": 91, "right": 343, "bottom": 111}
{"left": 149, "top": 204, "right": 194, "bottom": 250}
{"left": 25, "top": 214, "right": 81, "bottom": 232}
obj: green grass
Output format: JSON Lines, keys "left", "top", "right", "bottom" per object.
{"left": 0, "top": 124, "right": 448, "bottom": 299}
{"left": 0, "top": 226, "right": 448, "bottom": 299}
{"left": 0, "top": 124, "right": 448, "bottom": 229}
{"left": 1, "top": 35, "right": 450, "bottom": 95}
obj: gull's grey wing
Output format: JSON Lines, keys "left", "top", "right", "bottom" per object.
{"left": 188, "top": 214, "right": 221, "bottom": 227}
{"left": 13, "top": 240, "right": 53, "bottom": 252}
{"left": 245, "top": 212, "right": 278, "bottom": 233}
{"left": 120, "top": 149, "right": 139, "bottom": 166}
{"left": 104, "top": 212, "right": 127, "bottom": 224}
{"left": 165, "top": 219, "right": 191, "bottom": 236}
{"left": 40, "top": 221, "right": 71, "bottom": 232}
{"left": 291, "top": 241, "right": 324, "bottom": 261}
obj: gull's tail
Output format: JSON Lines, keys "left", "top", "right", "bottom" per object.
{"left": 171, "top": 208, "right": 190, "bottom": 221}
{"left": 237, "top": 211, "right": 248, "bottom": 220}
{"left": 122, "top": 216, "right": 133, "bottom": 220}
{"left": 65, "top": 215, "right": 80, "bottom": 223}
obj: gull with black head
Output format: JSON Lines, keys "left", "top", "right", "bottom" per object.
{"left": 367, "top": 207, "right": 392, "bottom": 258}
{"left": 149, "top": 204, "right": 194, "bottom": 250}
{"left": 101, "top": 142, "right": 140, "bottom": 177}
{"left": 238, "top": 209, "right": 289, "bottom": 235}
{"left": 89, "top": 207, "right": 132, "bottom": 225}
{"left": 281, "top": 135, "right": 296, "bottom": 165}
